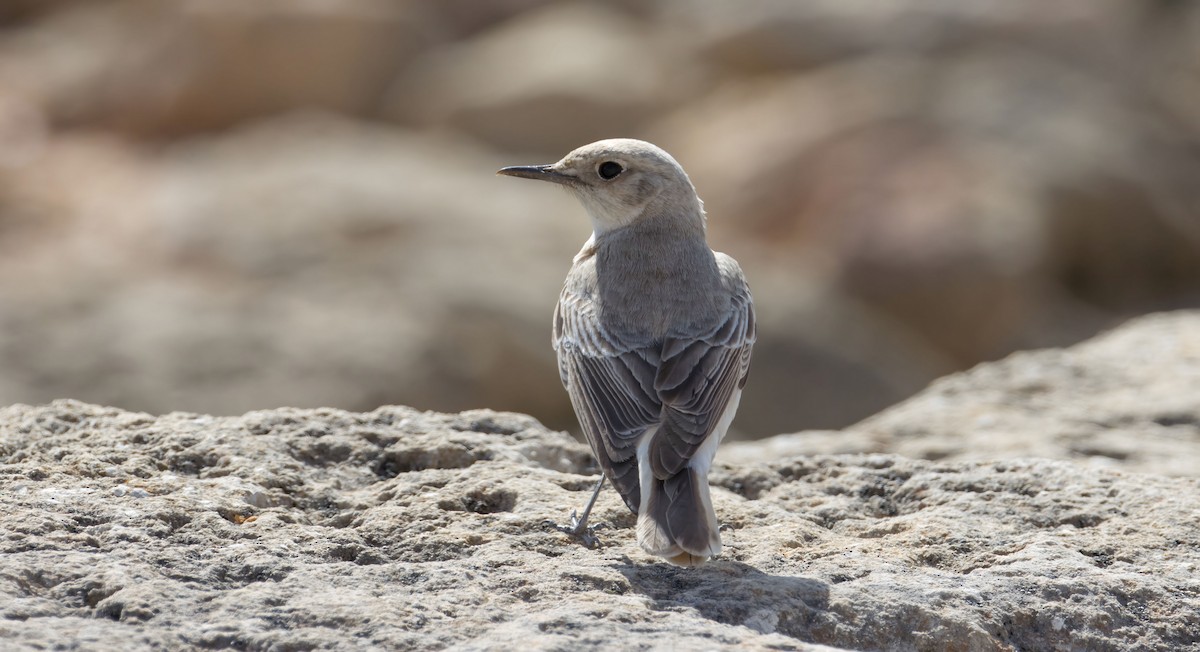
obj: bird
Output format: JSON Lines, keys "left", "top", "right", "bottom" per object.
{"left": 497, "top": 139, "right": 755, "bottom": 566}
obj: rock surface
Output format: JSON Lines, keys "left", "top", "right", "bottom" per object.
{"left": 725, "top": 311, "right": 1200, "bottom": 478}
{"left": 3, "top": 314, "right": 1199, "bottom": 651}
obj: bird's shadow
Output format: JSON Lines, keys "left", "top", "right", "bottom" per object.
{"left": 611, "top": 556, "right": 831, "bottom": 641}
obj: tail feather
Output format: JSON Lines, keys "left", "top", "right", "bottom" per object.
{"left": 636, "top": 468, "right": 720, "bottom": 565}
{"left": 665, "top": 471, "right": 720, "bottom": 556}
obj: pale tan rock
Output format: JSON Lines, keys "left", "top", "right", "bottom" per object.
{"left": 730, "top": 311, "right": 1200, "bottom": 477}
{"left": 1, "top": 396, "right": 1197, "bottom": 650}
{"left": 0, "top": 113, "right": 583, "bottom": 425}
{"left": 0, "top": 0, "right": 433, "bottom": 135}
{"left": 384, "top": 2, "right": 695, "bottom": 154}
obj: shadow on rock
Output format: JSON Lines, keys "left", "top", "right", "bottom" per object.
{"left": 613, "top": 557, "right": 832, "bottom": 640}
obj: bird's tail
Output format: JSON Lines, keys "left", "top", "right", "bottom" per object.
{"left": 636, "top": 467, "right": 721, "bottom": 566}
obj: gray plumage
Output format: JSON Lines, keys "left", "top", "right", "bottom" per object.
{"left": 498, "top": 139, "right": 755, "bottom": 566}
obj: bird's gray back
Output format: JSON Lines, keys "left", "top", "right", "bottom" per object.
{"left": 551, "top": 218, "right": 755, "bottom": 515}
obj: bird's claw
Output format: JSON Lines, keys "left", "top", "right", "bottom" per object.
{"left": 542, "top": 511, "right": 606, "bottom": 549}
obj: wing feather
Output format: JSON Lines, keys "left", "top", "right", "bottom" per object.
{"left": 648, "top": 280, "right": 755, "bottom": 478}
{"left": 554, "top": 261, "right": 756, "bottom": 511}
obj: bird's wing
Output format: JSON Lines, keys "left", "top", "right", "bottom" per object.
{"left": 649, "top": 277, "right": 755, "bottom": 479}
{"left": 554, "top": 292, "right": 661, "bottom": 512}
{"left": 555, "top": 272, "right": 756, "bottom": 508}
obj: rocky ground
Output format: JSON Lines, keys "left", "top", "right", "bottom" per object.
{"left": 2, "top": 313, "right": 1198, "bottom": 651}
{"left": 724, "top": 311, "right": 1200, "bottom": 478}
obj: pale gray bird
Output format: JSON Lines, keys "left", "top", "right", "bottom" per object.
{"left": 497, "top": 139, "right": 755, "bottom": 566}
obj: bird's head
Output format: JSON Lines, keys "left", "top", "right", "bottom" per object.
{"left": 498, "top": 138, "right": 703, "bottom": 235}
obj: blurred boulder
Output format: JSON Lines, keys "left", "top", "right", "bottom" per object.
{"left": 383, "top": 2, "right": 699, "bottom": 155}
{"left": 0, "top": 0, "right": 90, "bottom": 25}
{"left": 0, "top": 113, "right": 582, "bottom": 423}
{"left": 721, "top": 268, "right": 955, "bottom": 437}
{"left": 0, "top": 110, "right": 947, "bottom": 438}
{"left": 662, "top": 0, "right": 1143, "bottom": 73}
{"left": 658, "top": 41, "right": 1200, "bottom": 366}
{"left": 0, "top": 0, "right": 436, "bottom": 136}
{"left": 654, "top": 59, "right": 1049, "bottom": 364}
{"left": 0, "top": 0, "right": 1198, "bottom": 441}
{"left": 725, "top": 310, "right": 1200, "bottom": 478}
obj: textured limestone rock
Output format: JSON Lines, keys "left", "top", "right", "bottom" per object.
{"left": 725, "top": 311, "right": 1200, "bottom": 478}
{"left": 1, "top": 397, "right": 1197, "bottom": 650}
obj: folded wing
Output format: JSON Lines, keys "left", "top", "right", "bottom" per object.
{"left": 554, "top": 271, "right": 756, "bottom": 513}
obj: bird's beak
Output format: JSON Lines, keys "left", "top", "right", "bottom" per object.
{"left": 496, "top": 164, "right": 577, "bottom": 186}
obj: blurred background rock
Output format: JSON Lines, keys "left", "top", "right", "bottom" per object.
{"left": 0, "top": 0, "right": 1197, "bottom": 439}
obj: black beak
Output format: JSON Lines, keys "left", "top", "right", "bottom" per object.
{"left": 496, "top": 164, "right": 577, "bottom": 186}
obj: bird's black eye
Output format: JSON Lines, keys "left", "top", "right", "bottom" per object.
{"left": 597, "top": 161, "right": 623, "bottom": 180}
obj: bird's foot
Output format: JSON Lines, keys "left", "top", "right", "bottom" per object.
{"left": 542, "top": 510, "right": 607, "bottom": 549}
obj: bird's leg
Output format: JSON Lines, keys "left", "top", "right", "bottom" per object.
{"left": 544, "top": 476, "right": 607, "bottom": 549}
{"left": 569, "top": 476, "right": 606, "bottom": 535}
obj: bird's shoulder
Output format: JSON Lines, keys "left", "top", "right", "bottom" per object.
{"left": 713, "top": 251, "right": 750, "bottom": 296}
{"left": 557, "top": 254, "right": 599, "bottom": 317}
{"left": 692, "top": 251, "right": 755, "bottom": 348}
{"left": 553, "top": 256, "right": 624, "bottom": 356}
{"left": 554, "top": 250, "right": 755, "bottom": 356}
